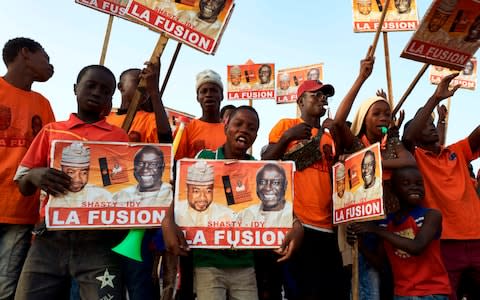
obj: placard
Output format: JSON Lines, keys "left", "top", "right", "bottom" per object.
{"left": 227, "top": 63, "right": 275, "bottom": 100}
{"left": 174, "top": 159, "right": 295, "bottom": 248}
{"left": 46, "top": 140, "right": 173, "bottom": 229}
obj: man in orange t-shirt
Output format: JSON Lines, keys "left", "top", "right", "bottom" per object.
{"left": 0, "top": 37, "right": 55, "bottom": 299}
{"left": 174, "top": 69, "right": 226, "bottom": 161}
{"left": 403, "top": 73, "right": 480, "bottom": 300}
{"left": 263, "top": 79, "right": 348, "bottom": 299}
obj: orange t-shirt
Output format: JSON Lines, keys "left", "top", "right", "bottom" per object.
{"left": 0, "top": 77, "right": 55, "bottom": 224}
{"left": 414, "top": 138, "right": 480, "bottom": 239}
{"left": 106, "top": 110, "right": 158, "bottom": 143}
{"left": 18, "top": 114, "right": 129, "bottom": 219}
{"left": 174, "top": 119, "right": 225, "bottom": 160}
{"left": 269, "top": 118, "right": 335, "bottom": 230}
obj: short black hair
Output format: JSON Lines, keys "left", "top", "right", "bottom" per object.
{"left": 76, "top": 65, "right": 116, "bottom": 87}
{"left": 134, "top": 145, "right": 165, "bottom": 166}
{"left": 2, "top": 37, "right": 43, "bottom": 66}
{"left": 220, "top": 105, "right": 236, "bottom": 119}
{"left": 227, "top": 105, "right": 260, "bottom": 128}
{"left": 119, "top": 68, "right": 141, "bottom": 81}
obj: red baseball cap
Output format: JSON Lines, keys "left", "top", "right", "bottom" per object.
{"left": 296, "top": 80, "right": 335, "bottom": 99}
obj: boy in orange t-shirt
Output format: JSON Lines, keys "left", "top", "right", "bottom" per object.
{"left": 0, "top": 37, "right": 55, "bottom": 299}
{"left": 403, "top": 73, "right": 480, "bottom": 300}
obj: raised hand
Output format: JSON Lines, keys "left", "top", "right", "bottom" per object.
{"left": 433, "top": 73, "right": 461, "bottom": 102}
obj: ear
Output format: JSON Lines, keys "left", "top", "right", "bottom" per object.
{"left": 20, "top": 47, "right": 30, "bottom": 60}
{"left": 117, "top": 81, "right": 122, "bottom": 92}
{"left": 73, "top": 83, "right": 77, "bottom": 95}
{"left": 220, "top": 93, "right": 224, "bottom": 102}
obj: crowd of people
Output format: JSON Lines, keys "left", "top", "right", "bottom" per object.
{"left": 0, "top": 35, "right": 479, "bottom": 300}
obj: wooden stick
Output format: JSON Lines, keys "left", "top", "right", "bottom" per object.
{"left": 122, "top": 34, "right": 170, "bottom": 132}
{"left": 159, "top": 42, "right": 182, "bottom": 97}
{"left": 383, "top": 32, "right": 394, "bottom": 108}
{"left": 99, "top": 15, "right": 114, "bottom": 66}
{"left": 392, "top": 63, "right": 429, "bottom": 116}
{"left": 444, "top": 97, "right": 452, "bottom": 144}
{"left": 352, "top": 239, "right": 359, "bottom": 300}
{"left": 369, "top": 0, "right": 390, "bottom": 57}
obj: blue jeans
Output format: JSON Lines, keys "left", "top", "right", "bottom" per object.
{"left": 394, "top": 295, "right": 449, "bottom": 300}
{"left": 358, "top": 252, "right": 380, "bottom": 300}
{"left": 0, "top": 224, "right": 32, "bottom": 299}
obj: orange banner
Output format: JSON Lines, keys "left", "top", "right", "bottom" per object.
{"left": 275, "top": 63, "right": 324, "bottom": 104}
{"left": 429, "top": 57, "right": 477, "bottom": 90}
{"left": 226, "top": 63, "right": 275, "bottom": 100}
{"left": 333, "top": 143, "right": 384, "bottom": 224}
{"left": 126, "top": 0, "right": 235, "bottom": 54}
{"left": 352, "top": 0, "right": 420, "bottom": 32}
{"left": 174, "top": 159, "right": 295, "bottom": 248}
{"left": 401, "top": 0, "right": 480, "bottom": 70}
{"left": 46, "top": 140, "right": 173, "bottom": 229}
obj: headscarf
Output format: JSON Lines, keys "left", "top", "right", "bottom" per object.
{"left": 350, "top": 96, "right": 390, "bottom": 137}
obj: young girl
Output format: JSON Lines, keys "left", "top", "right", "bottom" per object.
{"left": 349, "top": 166, "right": 451, "bottom": 300}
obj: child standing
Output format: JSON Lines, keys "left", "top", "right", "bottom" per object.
{"left": 14, "top": 65, "right": 128, "bottom": 299}
{"left": 349, "top": 166, "right": 451, "bottom": 300}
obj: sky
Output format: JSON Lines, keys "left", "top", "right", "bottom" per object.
{"left": 1, "top": 1, "right": 478, "bottom": 171}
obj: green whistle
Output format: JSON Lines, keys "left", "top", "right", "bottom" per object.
{"left": 381, "top": 127, "right": 388, "bottom": 134}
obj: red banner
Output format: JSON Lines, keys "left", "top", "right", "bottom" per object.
{"left": 46, "top": 207, "right": 167, "bottom": 229}
{"left": 182, "top": 227, "right": 288, "bottom": 248}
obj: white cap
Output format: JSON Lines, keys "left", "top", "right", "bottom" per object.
{"left": 230, "top": 66, "right": 242, "bottom": 75}
{"left": 186, "top": 161, "right": 214, "bottom": 185}
{"left": 61, "top": 142, "right": 90, "bottom": 168}
{"left": 196, "top": 69, "right": 223, "bottom": 91}
{"left": 335, "top": 163, "right": 345, "bottom": 180}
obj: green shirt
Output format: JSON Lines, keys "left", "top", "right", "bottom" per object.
{"left": 193, "top": 147, "right": 255, "bottom": 268}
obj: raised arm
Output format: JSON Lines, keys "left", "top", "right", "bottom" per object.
{"left": 332, "top": 48, "right": 375, "bottom": 149}
{"left": 403, "top": 73, "right": 460, "bottom": 148}
{"left": 141, "top": 57, "right": 173, "bottom": 143}
{"left": 468, "top": 125, "right": 480, "bottom": 154}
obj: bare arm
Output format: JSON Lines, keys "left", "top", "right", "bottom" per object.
{"left": 161, "top": 201, "right": 190, "bottom": 256}
{"left": 468, "top": 125, "right": 480, "bottom": 154}
{"left": 142, "top": 58, "right": 173, "bottom": 143}
{"left": 350, "top": 209, "right": 442, "bottom": 256}
{"left": 403, "top": 73, "right": 460, "bottom": 149}
{"left": 332, "top": 48, "right": 375, "bottom": 149}
{"left": 261, "top": 123, "right": 313, "bottom": 160}
{"left": 436, "top": 104, "right": 448, "bottom": 146}
{"left": 17, "top": 167, "right": 71, "bottom": 196}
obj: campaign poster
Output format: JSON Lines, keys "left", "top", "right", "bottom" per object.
{"left": 227, "top": 63, "right": 275, "bottom": 100}
{"left": 401, "top": 0, "right": 480, "bottom": 70}
{"left": 174, "top": 159, "right": 295, "bottom": 249}
{"left": 125, "top": 0, "right": 235, "bottom": 55}
{"left": 429, "top": 57, "right": 477, "bottom": 90}
{"left": 75, "top": 0, "right": 130, "bottom": 19}
{"left": 46, "top": 140, "right": 173, "bottom": 229}
{"left": 333, "top": 143, "right": 384, "bottom": 224}
{"left": 352, "top": 0, "right": 420, "bottom": 32}
{"left": 165, "top": 106, "right": 195, "bottom": 137}
{"left": 276, "top": 64, "right": 324, "bottom": 104}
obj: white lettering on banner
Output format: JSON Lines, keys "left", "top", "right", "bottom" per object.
{"left": 212, "top": 230, "right": 285, "bottom": 246}
{"left": 130, "top": 4, "right": 150, "bottom": 22}
{"left": 407, "top": 41, "right": 470, "bottom": 66}
{"left": 87, "top": 209, "right": 165, "bottom": 225}
{"left": 101, "top": 1, "right": 127, "bottom": 15}
{"left": 52, "top": 210, "right": 80, "bottom": 225}
{"left": 80, "top": 0, "right": 98, "bottom": 6}
{"left": 153, "top": 16, "right": 211, "bottom": 50}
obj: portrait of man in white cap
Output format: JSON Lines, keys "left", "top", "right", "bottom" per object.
{"left": 228, "top": 65, "right": 250, "bottom": 92}
{"left": 175, "top": 160, "right": 234, "bottom": 227}
{"left": 51, "top": 142, "right": 112, "bottom": 207}
{"left": 238, "top": 163, "right": 292, "bottom": 227}
{"left": 113, "top": 145, "right": 173, "bottom": 207}
{"left": 333, "top": 163, "right": 353, "bottom": 209}
{"left": 277, "top": 73, "right": 296, "bottom": 97}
